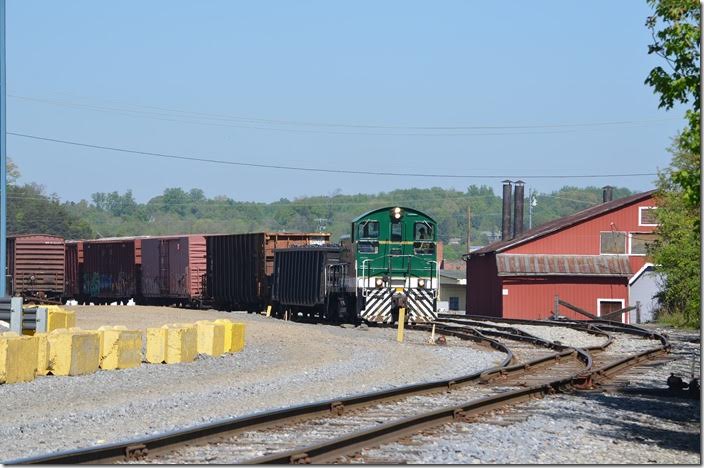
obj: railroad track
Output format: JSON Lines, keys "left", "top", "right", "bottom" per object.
{"left": 6, "top": 318, "right": 669, "bottom": 465}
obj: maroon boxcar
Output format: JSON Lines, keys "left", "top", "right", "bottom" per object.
{"left": 64, "top": 240, "right": 83, "bottom": 299}
{"left": 7, "top": 234, "right": 65, "bottom": 300}
{"left": 140, "top": 235, "right": 207, "bottom": 304}
{"left": 81, "top": 237, "right": 143, "bottom": 300}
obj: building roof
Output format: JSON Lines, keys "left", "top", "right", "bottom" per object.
{"left": 496, "top": 254, "right": 632, "bottom": 277}
{"left": 440, "top": 269, "right": 466, "bottom": 280}
{"left": 471, "top": 190, "right": 656, "bottom": 256}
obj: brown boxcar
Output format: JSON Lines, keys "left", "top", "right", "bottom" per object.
{"left": 141, "top": 235, "right": 207, "bottom": 303}
{"left": 206, "top": 232, "right": 330, "bottom": 312}
{"left": 64, "top": 240, "right": 83, "bottom": 298}
{"left": 81, "top": 237, "right": 143, "bottom": 300}
{"left": 7, "top": 234, "right": 65, "bottom": 299}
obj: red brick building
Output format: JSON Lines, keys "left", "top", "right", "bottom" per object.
{"left": 465, "top": 190, "right": 658, "bottom": 322}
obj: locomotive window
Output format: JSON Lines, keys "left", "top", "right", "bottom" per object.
{"left": 414, "top": 222, "right": 433, "bottom": 240}
{"left": 391, "top": 221, "right": 403, "bottom": 241}
{"left": 358, "top": 221, "right": 380, "bottom": 239}
{"left": 358, "top": 241, "right": 378, "bottom": 254}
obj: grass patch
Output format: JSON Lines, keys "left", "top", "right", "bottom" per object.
{"left": 656, "top": 310, "right": 700, "bottom": 329}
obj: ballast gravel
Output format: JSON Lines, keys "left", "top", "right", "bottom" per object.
{"left": 0, "top": 306, "right": 505, "bottom": 462}
{"left": 356, "top": 324, "right": 700, "bottom": 464}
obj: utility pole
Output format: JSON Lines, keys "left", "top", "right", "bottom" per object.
{"left": 528, "top": 188, "right": 537, "bottom": 230}
{"left": 466, "top": 205, "right": 471, "bottom": 251}
{"left": 0, "top": 0, "right": 6, "bottom": 297}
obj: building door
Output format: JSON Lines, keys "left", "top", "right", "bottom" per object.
{"left": 598, "top": 299, "right": 625, "bottom": 323}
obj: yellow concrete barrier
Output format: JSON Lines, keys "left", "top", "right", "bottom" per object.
{"left": 35, "top": 332, "right": 50, "bottom": 376}
{"left": 0, "top": 332, "right": 38, "bottom": 384}
{"left": 146, "top": 327, "right": 168, "bottom": 364}
{"left": 215, "top": 319, "right": 246, "bottom": 353}
{"left": 164, "top": 324, "right": 197, "bottom": 364}
{"left": 146, "top": 324, "right": 197, "bottom": 364}
{"left": 98, "top": 326, "right": 142, "bottom": 370}
{"left": 45, "top": 306, "right": 76, "bottom": 332}
{"left": 48, "top": 329, "right": 100, "bottom": 376}
{"left": 196, "top": 320, "right": 225, "bottom": 356}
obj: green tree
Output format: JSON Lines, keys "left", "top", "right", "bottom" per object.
{"left": 645, "top": 0, "right": 701, "bottom": 326}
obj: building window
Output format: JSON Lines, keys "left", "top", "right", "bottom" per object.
{"left": 598, "top": 299, "right": 625, "bottom": 320}
{"left": 639, "top": 206, "right": 658, "bottom": 226}
{"left": 449, "top": 296, "right": 459, "bottom": 310}
{"left": 630, "top": 232, "right": 657, "bottom": 256}
{"left": 600, "top": 231, "right": 627, "bottom": 254}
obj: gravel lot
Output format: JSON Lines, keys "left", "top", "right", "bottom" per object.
{"left": 0, "top": 305, "right": 505, "bottom": 462}
{"left": 356, "top": 325, "right": 701, "bottom": 464}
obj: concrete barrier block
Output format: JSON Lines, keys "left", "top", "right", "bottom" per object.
{"left": 0, "top": 332, "right": 38, "bottom": 383}
{"left": 98, "top": 327, "right": 142, "bottom": 370}
{"left": 195, "top": 320, "right": 225, "bottom": 356}
{"left": 164, "top": 324, "right": 197, "bottom": 364}
{"left": 35, "top": 332, "right": 50, "bottom": 376}
{"left": 48, "top": 329, "right": 100, "bottom": 376}
{"left": 215, "top": 319, "right": 246, "bottom": 353}
{"left": 46, "top": 306, "right": 76, "bottom": 332}
{"left": 146, "top": 327, "right": 168, "bottom": 364}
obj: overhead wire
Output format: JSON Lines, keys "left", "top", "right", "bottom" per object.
{"left": 9, "top": 132, "right": 659, "bottom": 180}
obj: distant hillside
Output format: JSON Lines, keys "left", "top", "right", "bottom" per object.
{"left": 5, "top": 157, "right": 637, "bottom": 262}
{"left": 47, "top": 185, "right": 634, "bottom": 260}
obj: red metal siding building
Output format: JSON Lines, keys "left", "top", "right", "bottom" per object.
{"left": 466, "top": 190, "right": 657, "bottom": 321}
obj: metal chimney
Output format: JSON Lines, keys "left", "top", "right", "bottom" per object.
{"left": 602, "top": 185, "right": 614, "bottom": 203}
{"left": 513, "top": 180, "right": 525, "bottom": 237}
{"left": 501, "top": 180, "right": 512, "bottom": 240}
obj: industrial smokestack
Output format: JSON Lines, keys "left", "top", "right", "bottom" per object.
{"left": 513, "top": 180, "right": 525, "bottom": 237}
{"left": 501, "top": 180, "right": 512, "bottom": 241}
{"left": 602, "top": 185, "right": 614, "bottom": 203}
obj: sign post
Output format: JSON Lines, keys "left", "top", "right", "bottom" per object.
{"left": 0, "top": 0, "right": 6, "bottom": 297}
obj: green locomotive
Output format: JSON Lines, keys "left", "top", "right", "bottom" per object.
{"left": 272, "top": 206, "right": 439, "bottom": 323}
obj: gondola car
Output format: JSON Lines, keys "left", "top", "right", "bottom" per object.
{"left": 271, "top": 206, "right": 439, "bottom": 324}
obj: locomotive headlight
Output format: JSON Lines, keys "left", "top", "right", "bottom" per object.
{"left": 417, "top": 278, "right": 426, "bottom": 288}
{"left": 375, "top": 278, "right": 384, "bottom": 288}
{"left": 391, "top": 207, "right": 403, "bottom": 219}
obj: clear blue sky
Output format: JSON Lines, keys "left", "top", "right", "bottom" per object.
{"left": 6, "top": 0, "right": 686, "bottom": 203}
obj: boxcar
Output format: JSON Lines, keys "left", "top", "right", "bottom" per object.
{"left": 64, "top": 240, "right": 83, "bottom": 299}
{"left": 141, "top": 235, "right": 207, "bottom": 304}
{"left": 7, "top": 234, "right": 65, "bottom": 300}
{"left": 81, "top": 237, "right": 143, "bottom": 300}
{"left": 206, "top": 232, "right": 330, "bottom": 312}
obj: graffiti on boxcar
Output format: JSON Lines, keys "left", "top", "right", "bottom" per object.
{"left": 82, "top": 271, "right": 133, "bottom": 297}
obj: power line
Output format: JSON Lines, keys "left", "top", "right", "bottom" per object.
{"left": 9, "top": 132, "right": 659, "bottom": 180}
{"left": 9, "top": 94, "right": 680, "bottom": 136}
